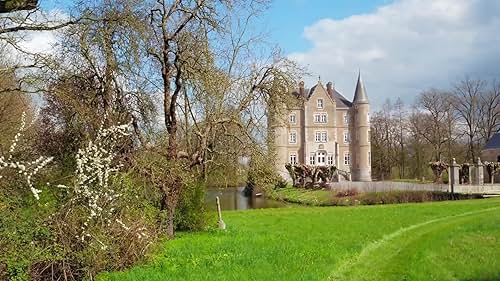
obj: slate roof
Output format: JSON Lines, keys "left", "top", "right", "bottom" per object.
{"left": 292, "top": 84, "right": 353, "bottom": 108}
{"left": 484, "top": 133, "right": 500, "bottom": 149}
{"left": 353, "top": 72, "right": 369, "bottom": 104}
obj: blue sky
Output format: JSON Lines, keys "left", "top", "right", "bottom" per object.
{"left": 262, "top": 0, "right": 393, "bottom": 54}
{"left": 34, "top": 0, "right": 500, "bottom": 110}
{"left": 262, "top": 0, "right": 500, "bottom": 109}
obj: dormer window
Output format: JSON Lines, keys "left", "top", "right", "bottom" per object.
{"left": 317, "top": 98, "right": 324, "bottom": 109}
{"left": 289, "top": 113, "right": 296, "bottom": 124}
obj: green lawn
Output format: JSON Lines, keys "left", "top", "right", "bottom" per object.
{"left": 98, "top": 198, "right": 500, "bottom": 281}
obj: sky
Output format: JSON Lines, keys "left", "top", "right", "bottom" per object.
{"left": 25, "top": 0, "right": 500, "bottom": 110}
{"left": 259, "top": 0, "right": 500, "bottom": 109}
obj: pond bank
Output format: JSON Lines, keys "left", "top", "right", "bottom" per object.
{"left": 267, "top": 187, "right": 484, "bottom": 206}
{"left": 205, "top": 186, "right": 286, "bottom": 211}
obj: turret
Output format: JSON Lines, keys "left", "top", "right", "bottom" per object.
{"left": 352, "top": 72, "right": 371, "bottom": 181}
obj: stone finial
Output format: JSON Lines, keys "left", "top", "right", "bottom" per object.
{"left": 452, "top": 158, "right": 457, "bottom": 165}
{"left": 477, "top": 157, "right": 483, "bottom": 165}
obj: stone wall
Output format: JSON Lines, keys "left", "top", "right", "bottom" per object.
{"left": 328, "top": 181, "right": 500, "bottom": 194}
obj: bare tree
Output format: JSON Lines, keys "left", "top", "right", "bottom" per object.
{"left": 478, "top": 79, "right": 500, "bottom": 145}
{"left": 412, "top": 89, "right": 455, "bottom": 162}
{"left": 141, "top": 0, "right": 300, "bottom": 238}
{"left": 452, "top": 77, "right": 485, "bottom": 161}
{"left": 393, "top": 97, "right": 407, "bottom": 178}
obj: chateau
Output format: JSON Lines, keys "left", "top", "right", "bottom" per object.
{"left": 273, "top": 73, "right": 372, "bottom": 182}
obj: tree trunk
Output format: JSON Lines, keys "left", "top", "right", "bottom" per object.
{"left": 165, "top": 195, "right": 178, "bottom": 239}
{"left": 161, "top": 179, "right": 181, "bottom": 239}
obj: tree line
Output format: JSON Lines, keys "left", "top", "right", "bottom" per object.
{"left": 370, "top": 77, "right": 500, "bottom": 181}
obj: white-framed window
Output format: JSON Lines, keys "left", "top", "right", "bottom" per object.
{"left": 327, "top": 153, "right": 334, "bottom": 165}
{"left": 314, "top": 113, "right": 327, "bottom": 124}
{"left": 309, "top": 153, "right": 315, "bottom": 165}
{"left": 321, "top": 131, "right": 327, "bottom": 142}
{"left": 289, "top": 153, "right": 297, "bottom": 165}
{"left": 289, "top": 131, "right": 297, "bottom": 144}
{"left": 343, "top": 113, "right": 349, "bottom": 124}
{"left": 317, "top": 98, "right": 324, "bottom": 109}
{"left": 344, "top": 152, "right": 351, "bottom": 166}
{"left": 317, "top": 151, "right": 326, "bottom": 165}
{"left": 343, "top": 130, "right": 350, "bottom": 143}
{"left": 315, "top": 131, "right": 328, "bottom": 143}
{"left": 315, "top": 131, "right": 321, "bottom": 143}
{"left": 367, "top": 112, "right": 370, "bottom": 124}
{"left": 289, "top": 113, "right": 296, "bottom": 124}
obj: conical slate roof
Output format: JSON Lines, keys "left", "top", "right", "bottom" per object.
{"left": 353, "top": 72, "right": 369, "bottom": 104}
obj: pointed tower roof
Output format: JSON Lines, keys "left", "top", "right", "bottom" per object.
{"left": 353, "top": 71, "right": 369, "bottom": 104}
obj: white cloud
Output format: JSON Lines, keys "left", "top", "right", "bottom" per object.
{"left": 289, "top": 0, "right": 500, "bottom": 109}
{"left": 4, "top": 9, "right": 67, "bottom": 59}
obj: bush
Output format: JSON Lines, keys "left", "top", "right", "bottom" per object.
{"left": 274, "top": 178, "right": 288, "bottom": 190}
{"left": 335, "top": 188, "right": 359, "bottom": 197}
{"left": 174, "top": 181, "right": 208, "bottom": 231}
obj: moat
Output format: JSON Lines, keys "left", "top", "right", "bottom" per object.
{"left": 205, "top": 186, "right": 286, "bottom": 211}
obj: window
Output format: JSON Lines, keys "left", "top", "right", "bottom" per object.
{"left": 368, "top": 130, "right": 371, "bottom": 143}
{"left": 368, "top": 152, "right": 371, "bottom": 166}
{"left": 344, "top": 153, "right": 351, "bottom": 166}
{"left": 343, "top": 131, "right": 350, "bottom": 143}
{"left": 343, "top": 113, "right": 349, "bottom": 124}
{"left": 309, "top": 153, "right": 315, "bottom": 165}
{"left": 317, "top": 152, "right": 326, "bottom": 165}
{"left": 289, "top": 113, "right": 296, "bottom": 124}
{"left": 315, "top": 131, "right": 321, "bottom": 142}
{"left": 315, "top": 131, "right": 328, "bottom": 143}
{"left": 314, "top": 113, "right": 327, "bottom": 123}
{"left": 321, "top": 131, "right": 327, "bottom": 142}
{"left": 289, "top": 153, "right": 297, "bottom": 165}
{"left": 317, "top": 98, "right": 324, "bottom": 109}
{"left": 327, "top": 153, "right": 334, "bottom": 165}
{"left": 289, "top": 131, "right": 297, "bottom": 144}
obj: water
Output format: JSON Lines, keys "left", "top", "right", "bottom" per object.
{"left": 205, "top": 186, "right": 286, "bottom": 211}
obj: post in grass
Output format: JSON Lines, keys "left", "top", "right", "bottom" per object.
{"left": 216, "top": 196, "right": 226, "bottom": 230}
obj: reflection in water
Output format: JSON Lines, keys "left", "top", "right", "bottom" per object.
{"left": 205, "top": 186, "right": 286, "bottom": 211}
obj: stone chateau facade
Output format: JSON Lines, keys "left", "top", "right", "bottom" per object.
{"left": 273, "top": 73, "right": 372, "bottom": 182}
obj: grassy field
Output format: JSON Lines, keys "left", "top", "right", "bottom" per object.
{"left": 98, "top": 198, "right": 500, "bottom": 281}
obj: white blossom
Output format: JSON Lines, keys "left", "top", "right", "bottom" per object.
{"left": 0, "top": 112, "right": 54, "bottom": 200}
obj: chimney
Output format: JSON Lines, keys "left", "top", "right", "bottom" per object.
{"left": 299, "top": 81, "right": 305, "bottom": 97}
{"left": 326, "top": 81, "right": 334, "bottom": 98}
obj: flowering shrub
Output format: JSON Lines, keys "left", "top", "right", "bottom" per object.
{"left": 0, "top": 112, "right": 53, "bottom": 200}
{"left": 35, "top": 121, "right": 158, "bottom": 280}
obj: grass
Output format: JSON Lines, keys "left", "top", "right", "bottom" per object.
{"left": 98, "top": 197, "right": 500, "bottom": 281}
{"left": 267, "top": 187, "right": 481, "bottom": 206}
